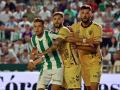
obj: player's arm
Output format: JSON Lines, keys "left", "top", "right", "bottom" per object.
{"left": 28, "top": 48, "right": 43, "bottom": 71}
{"left": 30, "top": 47, "right": 38, "bottom": 60}
{"left": 28, "top": 36, "right": 44, "bottom": 71}
{"left": 42, "top": 29, "right": 68, "bottom": 55}
{"left": 65, "top": 32, "right": 100, "bottom": 46}
{"left": 77, "top": 25, "right": 102, "bottom": 53}
{"left": 69, "top": 30, "right": 102, "bottom": 53}
{"left": 65, "top": 32, "right": 82, "bottom": 44}
{"left": 29, "top": 35, "right": 43, "bottom": 63}
{"left": 76, "top": 38, "right": 101, "bottom": 53}
{"left": 66, "top": 24, "right": 81, "bottom": 43}
{"left": 27, "top": 48, "right": 37, "bottom": 71}
{"left": 65, "top": 32, "right": 97, "bottom": 52}
{"left": 42, "top": 37, "right": 64, "bottom": 55}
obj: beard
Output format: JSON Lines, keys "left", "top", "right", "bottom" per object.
{"left": 80, "top": 17, "right": 91, "bottom": 23}
{"left": 54, "top": 23, "right": 62, "bottom": 28}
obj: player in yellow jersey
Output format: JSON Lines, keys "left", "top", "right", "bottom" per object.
{"left": 53, "top": 12, "right": 81, "bottom": 90}
{"left": 66, "top": 5, "right": 102, "bottom": 90}
{"left": 40, "top": 12, "right": 81, "bottom": 90}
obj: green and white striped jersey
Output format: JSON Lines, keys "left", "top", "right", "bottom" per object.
{"left": 31, "top": 31, "right": 63, "bottom": 70}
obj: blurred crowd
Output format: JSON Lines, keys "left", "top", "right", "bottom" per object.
{"left": 0, "top": 0, "right": 120, "bottom": 73}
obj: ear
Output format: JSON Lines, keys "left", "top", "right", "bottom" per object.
{"left": 62, "top": 17, "right": 64, "bottom": 22}
{"left": 90, "top": 12, "right": 94, "bottom": 21}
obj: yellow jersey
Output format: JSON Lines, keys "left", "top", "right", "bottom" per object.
{"left": 71, "top": 22, "right": 102, "bottom": 57}
{"left": 58, "top": 26, "right": 79, "bottom": 68}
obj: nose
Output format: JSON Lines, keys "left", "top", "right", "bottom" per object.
{"left": 35, "top": 28, "right": 38, "bottom": 32}
{"left": 83, "top": 14, "right": 87, "bottom": 18}
{"left": 55, "top": 20, "right": 59, "bottom": 23}
{"left": 82, "top": 13, "right": 87, "bottom": 17}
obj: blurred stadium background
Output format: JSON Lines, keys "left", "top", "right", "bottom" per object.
{"left": 0, "top": 0, "right": 120, "bottom": 90}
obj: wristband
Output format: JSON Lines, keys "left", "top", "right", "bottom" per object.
{"left": 41, "top": 54, "right": 45, "bottom": 58}
{"left": 36, "top": 54, "right": 45, "bottom": 60}
{"left": 32, "top": 53, "right": 35, "bottom": 55}
{"left": 29, "top": 59, "right": 33, "bottom": 62}
{"left": 38, "top": 55, "right": 45, "bottom": 59}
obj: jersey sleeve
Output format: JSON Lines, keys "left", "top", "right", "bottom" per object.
{"left": 58, "top": 27, "right": 70, "bottom": 39}
{"left": 93, "top": 24, "right": 102, "bottom": 42}
{"left": 48, "top": 32, "right": 62, "bottom": 39}
{"left": 71, "top": 23, "right": 78, "bottom": 32}
{"left": 31, "top": 35, "right": 37, "bottom": 48}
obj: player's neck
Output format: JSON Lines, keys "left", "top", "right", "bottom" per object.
{"left": 56, "top": 25, "right": 63, "bottom": 29}
{"left": 37, "top": 31, "right": 44, "bottom": 38}
{"left": 81, "top": 21, "right": 92, "bottom": 28}
{"left": 54, "top": 25, "right": 63, "bottom": 32}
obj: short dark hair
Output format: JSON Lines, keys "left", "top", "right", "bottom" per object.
{"left": 53, "top": 12, "right": 64, "bottom": 18}
{"left": 33, "top": 18, "right": 44, "bottom": 25}
{"left": 80, "top": 5, "right": 92, "bottom": 11}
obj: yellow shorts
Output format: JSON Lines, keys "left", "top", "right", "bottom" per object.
{"left": 63, "top": 65, "right": 81, "bottom": 89}
{"left": 79, "top": 54, "right": 102, "bottom": 86}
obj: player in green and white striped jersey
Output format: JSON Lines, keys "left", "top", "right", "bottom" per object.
{"left": 31, "top": 31, "right": 63, "bottom": 70}
{"left": 28, "top": 18, "right": 63, "bottom": 90}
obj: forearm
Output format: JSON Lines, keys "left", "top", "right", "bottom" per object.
{"left": 76, "top": 37, "right": 100, "bottom": 47}
{"left": 77, "top": 45, "right": 97, "bottom": 53}
{"left": 43, "top": 44, "right": 58, "bottom": 55}
{"left": 76, "top": 39, "right": 100, "bottom": 53}
{"left": 43, "top": 38, "right": 63, "bottom": 55}
{"left": 77, "top": 44, "right": 99, "bottom": 53}
{"left": 30, "top": 48, "right": 38, "bottom": 61}
{"left": 32, "top": 59, "right": 42, "bottom": 66}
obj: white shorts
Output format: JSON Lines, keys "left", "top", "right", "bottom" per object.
{"left": 37, "top": 68, "right": 63, "bottom": 89}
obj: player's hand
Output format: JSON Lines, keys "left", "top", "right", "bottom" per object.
{"left": 38, "top": 53, "right": 44, "bottom": 56}
{"left": 85, "top": 38, "right": 96, "bottom": 47}
{"left": 66, "top": 36, "right": 76, "bottom": 43}
{"left": 66, "top": 32, "right": 78, "bottom": 43}
{"left": 37, "top": 53, "right": 45, "bottom": 58}
{"left": 71, "top": 44, "right": 77, "bottom": 49}
{"left": 66, "top": 32, "right": 73, "bottom": 42}
{"left": 27, "top": 62, "right": 36, "bottom": 71}
{"left": 68, "top": 32, "right": 74, "bottom": 37}
{"left": 67, "top": 26, "right": 73, "bottom": 32}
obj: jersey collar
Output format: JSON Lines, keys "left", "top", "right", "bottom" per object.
{"left": 81, "top": 21, "right": 93, "bottom": 28}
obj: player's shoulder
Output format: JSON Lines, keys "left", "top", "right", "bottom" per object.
{"left": 71, "top": 22, "right": 80, "bottom": 27}
{"left": 60, "top": 26, "right": 70, "bottom": 32}
{"left": 61, "top": 26, "right": 69, "bottom": 30}
{"left": 92, "top": 22, "right": 102, "bottom": 29}
{"left": 71, "top": 22, "right": 81, "bottom": 30}
{"left": 70, "top": 22, "right": 80, "bottom": 32}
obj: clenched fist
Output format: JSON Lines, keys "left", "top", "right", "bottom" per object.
{"left": 27, "top": 62, "right": 36, "bottom": 71}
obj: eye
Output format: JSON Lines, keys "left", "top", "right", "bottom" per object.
{"left": 34, "top": 26, "right": 36, "bottom": 28}
{"left": 54, "top": 18, "right": 57, "bottom": 20}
